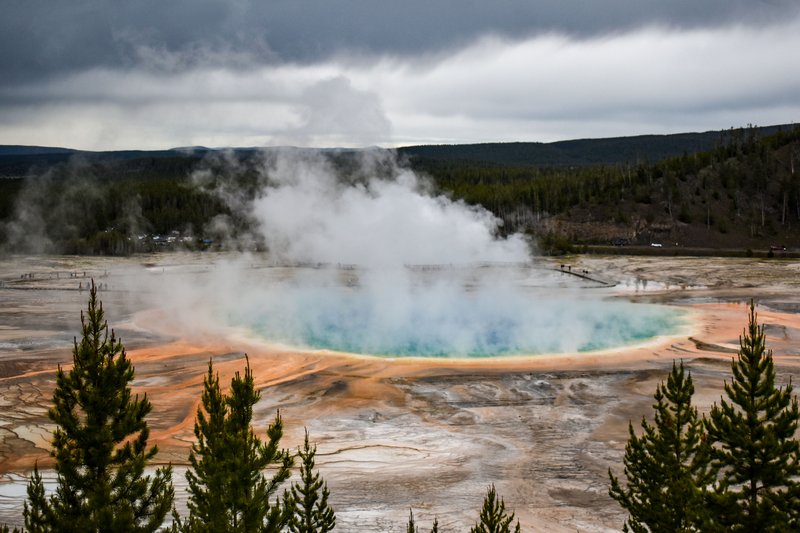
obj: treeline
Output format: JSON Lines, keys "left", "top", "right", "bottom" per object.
{"left": 0, "top": 157, "right": 237, "bottom": 255}
{"left": 412, "top": 125, "right": 800, "bottom": 247}
{"left": 0, "top": 150, "right": 301, "bottom": 255}
{"left": 1, "top": 125, "right": 799, "bottom": 255}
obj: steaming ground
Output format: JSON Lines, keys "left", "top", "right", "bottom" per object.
{"left": 3, "top": 254, "right": 800, "bottom": 531}
{"left": 134, "top": 259, "right": 687, "bottom": 357}
{"left": 142, "top": 151, "right": 687, "bottom": 357}
{"left": 2, "top": 153, "right": 692, "bottom": 357}
{"left": 245, "top": 282, "right": 686, "bottom": 357}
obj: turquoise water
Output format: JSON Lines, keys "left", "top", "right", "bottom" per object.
{"left": 238, "top": 285, "right": 686, "bottom": 357}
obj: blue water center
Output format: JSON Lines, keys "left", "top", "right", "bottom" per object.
{"left": 236, "top": 279, "right": 686, "bottom": 357}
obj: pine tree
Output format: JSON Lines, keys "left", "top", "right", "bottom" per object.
{"left": 286, "top": 429, "right": 335, "bottom": 533}
{"left": 179, "top": 361, "right": 227, "bottom": 532}
{"left": 406, "top": 509, "right": 416, "bottom": 533}
{"left": 470, "top": 485, "right": 521, "bottom": 533}
{"left": 405, "top": 510, "right": 438, "bottom": 533}
{"left": 182, "top": 358, "right": 293, "bottom": 532}
{"left": 23, "top": 281, "right": 174, "bottom": 532}
{"left": 705, "top": 301, "right": 800, "bottom": 531}
{"left": 608, "top": 360, "right": 711, "bottom": 532}
{"left": 22, "top": 467, "right": 48, "bottom": 531}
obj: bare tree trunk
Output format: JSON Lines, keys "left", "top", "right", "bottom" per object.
{"left": 667, "top": 190, "right": 673, "bottom": 220}
{"left": 783, "top": 191, "right": 787, "bottom": 226}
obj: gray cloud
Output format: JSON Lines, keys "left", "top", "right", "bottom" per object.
{"left": 1, "top": 2, "right": 799, "bottom": 149}
{"left": 2, "top": 0, "right": 798, "bottom": 85}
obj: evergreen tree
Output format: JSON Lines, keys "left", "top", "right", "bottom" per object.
{"left": 608, "top": 361, "right": 711, "bottom": 532}
{"left": 405, "top": 510, "right": 438, "bottom": 533}
{"left": 470, "top": 485, "right": 521, "bottom": 533}
{"left": 23, "top": 281, "right": 174, "bottom": 532}
{"left": 182, "top": 358, "right": 293, "bottom": 532}
{"left": 178, "top": 362, "right": 226, "bottom": 532}
{"left": 286, "top": 429, "right": 335, "bottom": 533}
{"left": 705, "top": 302, "right": 800, "bottom": 531}
{"left": 406, "top": 509, "right": 416, "bottom": 533}
{"left": 22, "top": 467, "right": 48, "bottom": 531}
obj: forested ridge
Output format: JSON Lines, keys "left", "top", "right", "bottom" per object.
{"left": 0, "top": 124, "right": 798, "bottom": 255}
{"left": 396, "top": 125, "right": 789, "bottom": 167}
{"left": 413, "top": 125, "right": 800, "bottom": 252}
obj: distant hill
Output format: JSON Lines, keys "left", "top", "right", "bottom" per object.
{"left": 0, "top": 147, "right": 220, "bottom": 177}
{"left": 0, "top": 145, "right": 326, "bottom": 177}
{"left": 0, "top": 145, "right": 78, "bottom": 156}
{"left": 1, "top": 124, "right": 795, "bottom": 177}
{"left": 415, "top": 124, "right": 800, "bottom": 252}
{"left": 396, "top": 124, "right": 795, "bottom": 167}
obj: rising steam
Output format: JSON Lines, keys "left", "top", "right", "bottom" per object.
{"left": 249, "top": 150, "right": 529, "bottom": 267}
{"left": 133, "top": 150, "right": 684, "bottom": 358}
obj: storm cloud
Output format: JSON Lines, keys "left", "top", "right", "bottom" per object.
{"left": 1, "top": 1, "right": 799, "bottom": 149}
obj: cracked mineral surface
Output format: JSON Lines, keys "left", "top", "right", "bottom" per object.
{"left": 1, "top": 254, "right": 800, "bottom": 531}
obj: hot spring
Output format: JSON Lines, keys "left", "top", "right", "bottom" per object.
{"left": 207, "top": 264, "right": 687, "bottom": 358}
{"left": 144, "top": 153, "right": 687, "bottom": 357}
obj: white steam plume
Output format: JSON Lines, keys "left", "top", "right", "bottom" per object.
{"left": 130, "top": 150, "right": 683, "bottom": 358}
{"left": 250, "top": 150, "right": 529, "bottom": 267}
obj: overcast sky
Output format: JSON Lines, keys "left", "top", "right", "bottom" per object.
{"left": 1, "top": 0, "right": 799, "bottom": 150}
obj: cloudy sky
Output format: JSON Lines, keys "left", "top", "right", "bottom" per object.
{"left": 1, "top": 0, "right": 799, "bottom": 150}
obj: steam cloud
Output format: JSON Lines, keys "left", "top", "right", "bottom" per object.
{"left": 137, "top": 151, "right": 683, "bottom": 357}
{"left": 250, "top": 151, "right": 529, "bottom": 267}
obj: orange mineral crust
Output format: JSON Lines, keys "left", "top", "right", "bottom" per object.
{"left": 2, "top": 254, "right": 800, "bottom": 531}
